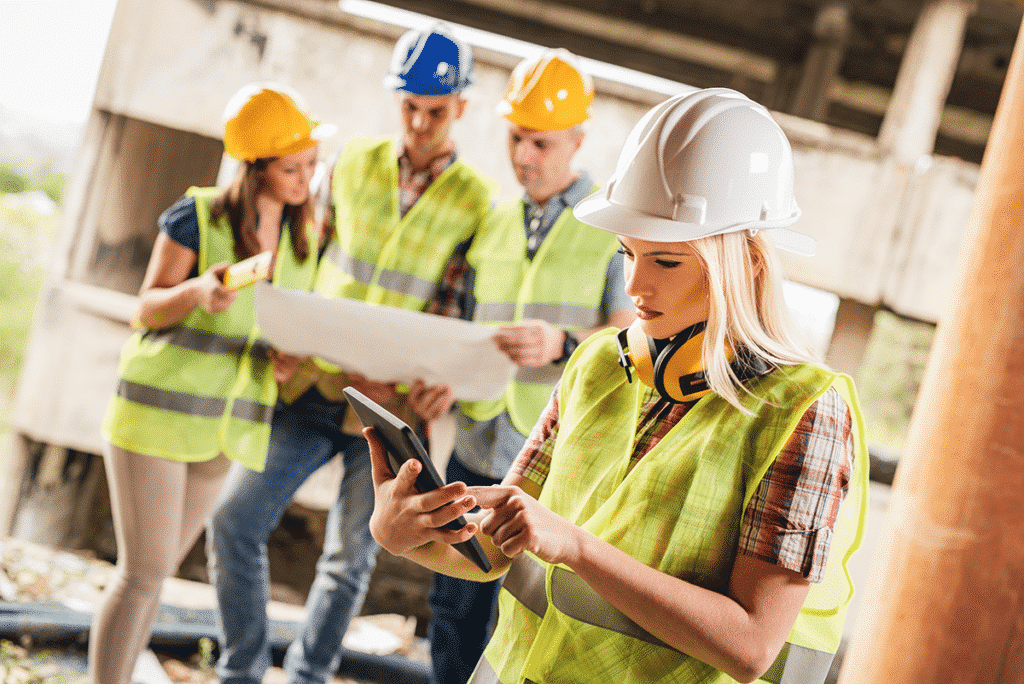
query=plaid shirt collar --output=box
[397,144,457,185]
[397,144,458,218]
[522,170,593,228]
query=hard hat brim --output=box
[499,104,589,132]
[231,121,337,162]
[574,188,815,256]
[385,75,471,95]
[310,121,338,142]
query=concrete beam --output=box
[878,0,977,164]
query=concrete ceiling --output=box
[374,0,1023,163]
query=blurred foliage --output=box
[857,310,936,450]
[0,163,65,204]
[0,259,43,392]
[0,640,61,684]
[32,164,65,205]
[0,165,27,195]
[0,204,55,433]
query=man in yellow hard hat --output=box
[207,22,493,684]
[426,48,635,684]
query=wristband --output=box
[557,330,579,363]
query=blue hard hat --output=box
[383,22,474,95]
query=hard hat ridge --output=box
[384,21,474,95]
[574,87,814,256]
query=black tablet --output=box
[342,387,492,573]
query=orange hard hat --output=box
[497,48,594,131]
[222,82,336,162]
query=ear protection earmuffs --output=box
[615,319,769,403]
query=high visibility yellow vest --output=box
[480,329,869,684]
[103,187,318,471]
[459,197,620,433]
[314,137,493,310]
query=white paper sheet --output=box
[255,282,516,401]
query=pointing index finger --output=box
[465,485,512,509]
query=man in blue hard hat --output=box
[424,48,635,684]
[206,21,493,684]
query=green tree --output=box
[0,164,28,195]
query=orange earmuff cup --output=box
[617,320,762,403]
[624,320,658,389]
[621,319,713,403]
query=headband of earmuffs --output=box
[614,319,770,403]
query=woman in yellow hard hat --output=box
[365,88,869,684]
[90,82,331,684]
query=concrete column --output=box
[878,0,975,165]
[824,298,878,379]
[790,2,851,121]
[838,13,1024,683]
[0,433,30,536]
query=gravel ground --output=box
[0,538,428,684]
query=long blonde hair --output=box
[688,230,818,412]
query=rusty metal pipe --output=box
[838,14,1024,684]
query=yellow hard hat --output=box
[222,82,336,162]
[497,48,594,131]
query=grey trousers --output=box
[88,443,230,684]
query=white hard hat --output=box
[574,88,814,256]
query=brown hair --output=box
[211,159,312,263]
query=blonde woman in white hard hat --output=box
[91,83,329,684]
[366,88,869,684]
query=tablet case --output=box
[343,387,492,573]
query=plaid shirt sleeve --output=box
[738,387,854,582]
[425,238,471,319]
[510,384,561,487]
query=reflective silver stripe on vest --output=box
[516,364,566,385]
[375,267,437,301]
[502,552,549,618]
[759,642,835,684]
[502,554,835,684]
[117,379,226,418]
[467,657,501,684]
[475,302,516,322]
[231,398,274,424]
[467,658,537,684]
[474,302,600,328]
[119,380,273,425]
[522,302,601,328]
[324,242,376,284]
[150,327,249,356]
[324,243,437,300]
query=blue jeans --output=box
[428,455,502,684]
[207,388,379,684]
